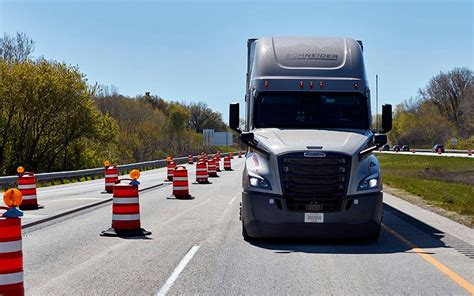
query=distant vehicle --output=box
[393,145,400,152]
[229,36,392,241]
[432,144,445,153]
[381,144,390,151]
[402,145,410,152]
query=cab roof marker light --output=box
[299,81,304,89]
[354,82,359,90]
[264,80,269,89]
[309,81,314,89]
[319,81,324,89]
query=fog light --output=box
[369,178,378,188]
[250,177,259,187]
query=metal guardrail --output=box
[0,153,232,190]
[409,149,469,154]
[378,149,470,154]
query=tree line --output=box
[388,67,473,149]
[0,33,228,175]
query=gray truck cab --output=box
[229,36,392,240]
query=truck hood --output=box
[253,128,370,156]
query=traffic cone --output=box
[238,151,242,158]
[195,161,210,184]
[208,159,218,177]
[172,166,192,199]
[101,170,151,237]
[438,147,442,155]
[214,156,221,172]
[1,189,24,296]
[104,161,119,193]
[224,156,232,171]
[188,155,193,164]
[467,149,472,156]
[16,167,43,210]
[230,152,234,159]
[166,161,177,181]
[411,148,416,153]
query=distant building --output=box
[203,129,233,147]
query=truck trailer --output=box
[229,36,392,240]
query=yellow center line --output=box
[383,224,474,295]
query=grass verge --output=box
[377,154,474,226]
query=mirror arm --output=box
[231,127,242,134]
[358,146,378,160]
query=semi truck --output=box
[229,36,392,240]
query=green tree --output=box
[0,59,119,174]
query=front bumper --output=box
[241,191,383,239]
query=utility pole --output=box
[376,74,379,131]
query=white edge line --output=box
[156,245,201,296]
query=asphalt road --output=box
[19,157,474,295]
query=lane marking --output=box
[383,224,474,294]
[228,195,238,205]
[156,245,200,296]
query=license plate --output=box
[304,213,324,223]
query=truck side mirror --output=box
[373,134,387,148]
[382,104,392,133]
[229,102,240,132]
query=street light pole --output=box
[376,74,379,132]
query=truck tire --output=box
[365,224,381,242]
[242,219,252,241]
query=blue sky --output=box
[1,0,473,120]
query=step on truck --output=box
[229,36,392,240]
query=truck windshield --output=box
[254,92,369,129]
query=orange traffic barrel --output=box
[411,148,416,153]
[224,156,232,171]
[167,161,177,181]
[188,155,193,164]
[104,164,119,193]
[195,161,210,184]
[230,152,234,159]
[438,147,442,155]
[16,167,42,210]
[172,166,191,199]
[468,149,472,156]
[238,151,242,158]
[214,156,221,172]
[1,189,24,296]
[0,217,24,295]
[101,171,151,237]
[208,159,218,177]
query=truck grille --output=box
[279,152,351,211]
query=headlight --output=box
[248,171,272,190]
[358,173,379,191]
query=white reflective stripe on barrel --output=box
[197,175,208,178]
[173,177,188,181]
[105,183,116,186]
[105,174,118,178]
[21,194,37,200]
[0,271,23,285]
[173,186,189,190]
[112,214,140,221]
[18,184,36,189]
[0,240,22,253]
[196,169,207,172]
[113,197,139,204]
